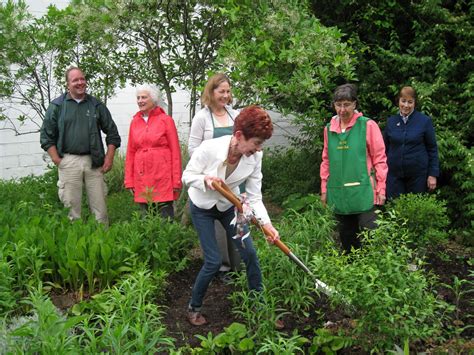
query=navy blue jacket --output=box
[384,110,439,178]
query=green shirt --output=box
[40,93,121,168]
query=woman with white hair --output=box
[124,84,182,219]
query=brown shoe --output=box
[187,311,207,326]
[275,319,285,330]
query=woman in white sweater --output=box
[187,73,241,278]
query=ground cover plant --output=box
[1,162,473,353]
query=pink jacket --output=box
[320,112,387,201]
[125,106,182,203]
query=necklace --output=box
[213,109,227,117]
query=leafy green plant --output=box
[229,287,287,342]
[257,331,309,354]
[309,328,352,355]
[386,193,449,250]
[311,211,447,351]
[2,285,85,353]
[104,153,126,194]
[74,267,175,353]
[0,250,17,317]
[262,148,321,205]
[193,322,255,354]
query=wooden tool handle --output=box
[211,180,291,256]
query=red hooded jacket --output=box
[125,106,182,203]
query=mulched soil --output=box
[159,257,238,349]
[159,241,474,353]
[159,250,356,351]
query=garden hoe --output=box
[212,181,336,298]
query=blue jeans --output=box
[189,201,262,311]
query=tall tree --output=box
[215,0,356,148]
[69,0,225,119]
[0,0,61,134]
[0,0,125,134]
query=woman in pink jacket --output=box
[320,84,387,253]
[125,84,182,219]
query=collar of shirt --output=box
[399,110,414,124]
[329,110,363,133]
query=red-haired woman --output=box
[182,105,279,326]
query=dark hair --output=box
[333,83,358,104]
[201,73,232,107]
[65,66,83,83]
[396,86,417,104]
[233,105,273,140]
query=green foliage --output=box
[386,193,449,250]
[73,268,175,353]
[436,130,474,243]
[309,328,352,355]
[0,173,195,294]
[119,214,196,273]
[193,322,255,354]
[230,201,336,341]
[104,153,126,194]
[217,0,356,153]
[257,332,309,354]
[311,212,446,351]
[106,189,141,224]
[262,148,321,204]
[1,286,85,353]
[0,249,17,317]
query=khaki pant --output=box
[57,154,108,224]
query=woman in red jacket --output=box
[125,84,182,219]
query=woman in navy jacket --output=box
[384,86,440,199]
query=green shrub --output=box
[107,189,140,224]
[119,213,196,273]
[311,212,446,351]
[387,193,449,250]
[0,168,60,208]
[436,130,474,245]
[262,147,321,205]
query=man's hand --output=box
[101,154,114,173]
[101,145,116,173]
[47,146,62,166]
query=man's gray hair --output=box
[136,84,163,106]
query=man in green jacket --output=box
[40,67,121,225]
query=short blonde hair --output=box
[201,73,232,107]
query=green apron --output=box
[211,109,246,193]
[326,116,374,215]
[211,108,234,138]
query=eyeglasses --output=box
[334,102,355,109]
